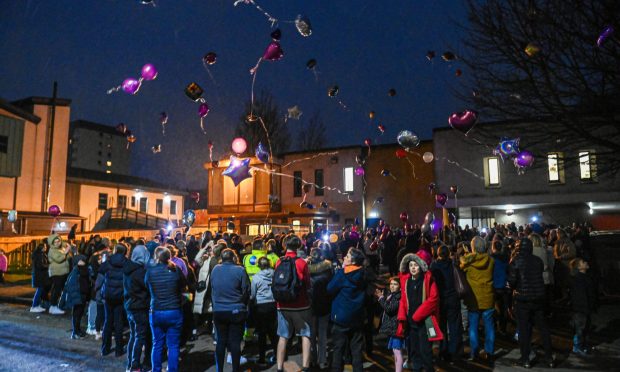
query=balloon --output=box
[428,182,436,193]
[397,130,420,149]
[183,209,196,227]
[246,113,259,123]
[231,137,247,154]
[203,52,217,65]
[354,217,360,225]
[263,41,284,61]
[435,193,448,207]
[349,231,360,240]
[299,201,308,208]
[328,86,339,97]
[395,149,408,159]
[388,88,396,97]
[255,142,270,163]
[295,14,312,37]
[329,233,339,243]
[268,194,279,204]
[287,106,302,120]
[494,137,520,161]
[303,184,312,193]
[450,185,458,194]
[524,42,540,57]
[377,124,385,133]
[354,167,365,176]
[441,51,456,61]
[449,213,456,224]
[380,169,391,177]
[270,28,281,41]
[514,150,535,168]
[306,203,315,210]
[141,64,158,81]
[185,82,204,101]
[368,111,375,119]
[421,223,430,234]
[190,192,200,203]
[426,50,435,61]
[115,123,128,134]
[198,103,210,118]
[320,201,328,209]
[448,110,478,134]
[597,26,614,47]
[160,112,168,125]
[122,78,141,95]
[222,156,252,186]
[400,211,408,222]
[306,59,317,69]
[424,212,435,225]
[7,210,17,223]
[48,205,61,218]
[151,144,161,153]
[455,69,462,77]
[364,138,372,147]
[422,152,434,163]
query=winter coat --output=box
[251,268,275,304]
[460,252,495,310]
[490,253,509,289]
[397,267,442,341]
[378,290,401,336]
[48,244,70,277]
[308,259,334,317]
[210,261,250,313]
[145,263,187,311]
[31,248,50,288]
[99,253,128,302]
[193,244,213,314]
[430,259,458,302]
[570,272,597,315]
[327,265,367,328]
[508,245,546,303]
[59,265,90,310]
[123,260,150,311]
[532,245,553,285]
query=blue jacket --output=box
[59,266,88,310]
[327,266,367,328]
[491,253,509,289]
[100,253,128,302]
[210,262,250,312]
[145,263,186,310]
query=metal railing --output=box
[108,208,169,229]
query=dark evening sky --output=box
[0,0,468,189]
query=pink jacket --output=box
[0,254,7,273]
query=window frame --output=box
[578,150,597,182]
[0,135,8,153]
[483,156,501,188]
[131,196,136,207]
[155,199,163,214]
[547,152,565,184]
[97,193,108,210]
[170,200,177,215]
[139,197,148,213]
[118,195,127,208]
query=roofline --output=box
[432,116,556,133]
[11,96,72,107]
[279,140,432,157]
[0,97,41,124]
[66,176,188,196]
[70,120,125,136]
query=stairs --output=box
[93,208,170,231]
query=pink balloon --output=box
[141,64,158,81]
[354,166,365,176]
[231,137,248,154]
[448,110,478,134]
[435,193,448,207]
[263,41,284,61]
[122,78,141,95]
[198,103,210,118]
[48,205,62,218]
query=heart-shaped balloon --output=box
[255,142,270,164]
[263,41,284,61]
[435,193,448,206]
[424,212,435,225]
[448,110,478,134]
[395,149,408,159]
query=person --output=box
[273,235,313,372]
[381,227,399,276]
[307,247,333,369]
[48,234,71,315]
[30,243,50,312]
[377,277,404,372]
[0,249,7,284]
[99,244,128,357]
[398,251,442,372]
[244,238,278,280]
[327,248,367,372]
[460,236,495,361]
[508,238,554,369]
[124,245,152,372]
[210,248,250,372]
[59,252,91,339]
[146,246,187,372]
[554,228,576,302]
[89,249,108,339]
[569,258,597,356]
[68,224,78,242]
[530,233,553,314]
[490,240,510,335]
[251,256,278,366]
[193,240,216,333]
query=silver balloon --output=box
[295,15,312,37]
[424,212,435,225]
[7,210,17,223]
[397,130,420,149]
[421,223,430,234]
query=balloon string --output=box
[281,151,339,169]
[406,157,417,180]
[249,59,261,117]
[200,117,206,135]
[162,122,166,136]
[234,0,277,27]
[107,85,121,94]
[11,222,17,234]
[202,63,218,86]
[438,157,485,180]
[50,217,57,234]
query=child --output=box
[377,277,404,372]
[250,257,277,366]
[569,258,597,356]
[60,253,91,339]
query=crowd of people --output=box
[23,219,598,372]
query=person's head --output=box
[48,234,62,248]
[491,240,505,255]
[220,248,238,264]
[437,245,450,261]
[310,247,323,261]
[528,233,544,249]
[515,237,533,255]
[400,252,429,276]
[113,244,127,256]
[285,235,302,252]
[258,256,271,270]
[154,246,171,265]
[570,258,589,275]
[344,248,365,267]
[389,277,400,293]
[131,245,150,266]
[471,236,487,254]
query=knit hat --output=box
[47,234,61,247]
[131,245,150,266]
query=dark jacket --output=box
[32,247,50,288]
[99,253,128,302]
[123,260,150,311]
[508,245,545,303]
[308,259,334,317]
[210,262,250,312]
[378,290,401,336]
[146,263,187,311]
[491,253,509,289]
[327,266,367,328]
[570,272,597,314]
[430,258,459,304]
[59,265,90,310]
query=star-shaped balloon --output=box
[222,156,252,186]
[255,142,270,164]
[287,105,302,120]
[493,137,520,161]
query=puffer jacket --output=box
[460,252,494,310]
[508,245,545,303]
[48,243,70,277]
[251,268,275,304]
[123,260,150,311]
[378,290,401,336]
[327,266,367,328]
[100,253,127,302]
[59,265,90,310]
[570,272,597,314]
[308,258,334,316]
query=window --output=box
[106,161,112,166]
[156,199,163,214]
[170,200,177,215]
[131,196,136,207]
[343,167,354,193]
[0,135,8,153]
[118,195,127,208]
[139,197,148,213]
[98,193,108,210]
[579,151,596,181]
[483,157,501,187]
[315,169,324,196]
[105,170,111,174]
[293,171,303,197]
[547,153,565,184]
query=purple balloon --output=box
[355,166,365,176]
[263,41,284,61]
[122,78,141,95]
[435,193,448,207]
[597,25,614,47]
[448,110,478,134]
[141,64,158,81]
[514,150,535,168]
[198,103,210,118]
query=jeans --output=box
[32,287,49,308]
[313,314,329,365]
[72,303,86,334]
[213,311,247,372]
[151,309,183,372]
[87,301,98,331]
[254,303,277,362]
[331,324,364,372]
[572,312,590,350]
[102,300,124,353]
[50,274,68,306]
[409,324,434,372]
[468,308,495,356]
[127,309,152,370]
[516,301,552,362]
[439,297,463,358]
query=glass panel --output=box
[170,200,177,215]
[548,154,559,182]
[139,198,148,213]
[98,193,108,210]
[156,199,163,214]
[579,151,591,179]
[488,158,500,185]
[344,167,354,192]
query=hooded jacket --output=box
[100,253,128,302]
[251,268,275,304]
[460,252,494,310]
[327,265,367,328]
[193,242,214,314]
[31,247,50,288]
[378,290,401,336]
[123,260,149,311]
[508,244,546,303]
[48,235,70,277]
[429,258,458,303]
[308,258,334,316]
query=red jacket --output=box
[275,251,311,310]
[396,270,443,341]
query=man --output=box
[508,238,554,368]
[273,235,312,372]
[327,248,367,372]
[100,244,129,356]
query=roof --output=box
[71,120,124,136]
[279,140,432,157]
[432,116,556,133]
[67,167,187,195]
[11,96,72,108]
[0,97,41,124]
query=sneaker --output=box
[226,353,248,365]
[30,306,46,313]
[70,333,84,339]
[319,362,329,369]
[86,328,97,336]
[49,306,65,315]
[95,332,102,340]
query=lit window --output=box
[579,151,596,180]
[547,152,564,184]
[483,157,500,187]
[105,170,111,174]
[292,220,301,226]
[106,161,112,166]
[343,167,354,192]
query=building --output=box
[69,120,131,176]
[432,120,620,229]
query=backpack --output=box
[272,257,301,303]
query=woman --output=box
[554,228,576,302]
[490,241,510,335]
[0,249,7,284]
[59,251,90,339]
[250,257,277,366]
[146,246,188,372]
[48,234,71,315]
[308,248,333,369]
[30,243,50,312]
[210,248,250,372]
[193,241,217,336]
